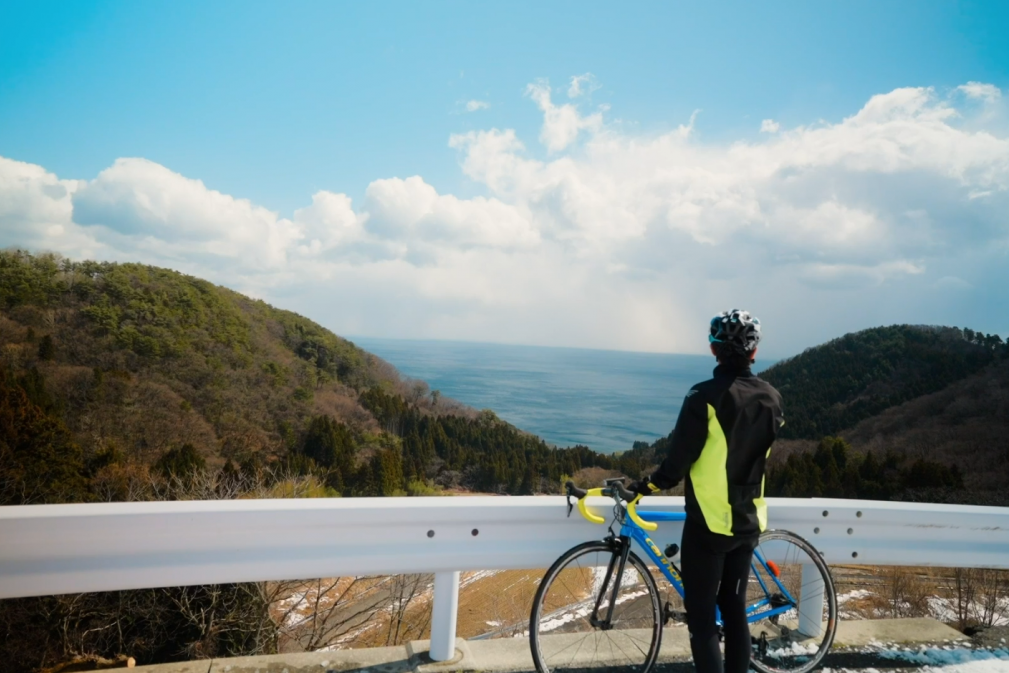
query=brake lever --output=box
[566,493,573,518]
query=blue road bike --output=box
[529,480,837,673]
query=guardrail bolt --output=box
[427,530,435,538]
[471,529,479,536]
[847,528,853,535]
[822,510,829,517]
[851,552,858,559]
[856,511,863,518]
[814,527,820,534]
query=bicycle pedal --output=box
[663,602,687,624]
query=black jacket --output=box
[649,363,784,537]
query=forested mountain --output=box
[837,356,1009,502]
[0,250,621,508]
[759,325,1006,439]
[0,250,633,672]
[765,353,1009,506]
[622,324,1008,505]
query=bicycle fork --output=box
[589,536,632,631]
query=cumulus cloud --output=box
[0,157,91,254]
[3,79,1008,354]
[362,176,539,255]
[292,190,370,258]
[72,158,300,269]
[465,99,490,112]
[760,119,780,133]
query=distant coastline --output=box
[354,337,775,454]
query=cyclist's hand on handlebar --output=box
[627,480,661,498]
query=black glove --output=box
[627,479,661,498]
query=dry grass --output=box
[833,564,1009,631]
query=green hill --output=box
[760,324,1005,439]
[753,326,1008,504]
[1,250,398,464]
[839,356,1009,499]
[761,352,1009,506]
[621,324,1008,504]
[0,250,635,673]
[0,250,616,506]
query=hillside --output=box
[760,325,1005,439]
[621,324,1008,504]
[840,357,1009,499]
[762,356,1009,505]
[0,250,618,507]
[0,250,639,673]
[0,250,404,467]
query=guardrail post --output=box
[430,571,460,661]
[797,563,824,637]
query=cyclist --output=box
[628,309,784,673]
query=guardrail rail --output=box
[3,496,1008,661]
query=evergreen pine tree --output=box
[0,375,88,505]
[37,334,55,361]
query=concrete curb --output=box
[129,618,969,673]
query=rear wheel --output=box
[530,540,662,673]
[747,530,837,673]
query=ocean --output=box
[353,338,773,454]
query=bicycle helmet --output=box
[709,309,761,353]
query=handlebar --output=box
[565,480,659,532]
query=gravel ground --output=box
[973,626,1009,651]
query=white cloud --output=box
[72,158,301,269]
[0,157,92,254]
[3,79,1009,355]
[292,191,369,257]
[568,73,600,99]
[465,99,490,112]
[525,79,603,152]
[362,176,539,252]
[760,119,780,133]
[958,82,1002,103]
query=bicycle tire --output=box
[530,540,663,673]
[748,529,838,673]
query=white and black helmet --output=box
[709,309,761,353]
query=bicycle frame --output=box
[619,509,798,625]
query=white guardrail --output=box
[3,496,1008,661]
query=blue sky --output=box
[1,1,1008,357]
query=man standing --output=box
[629,309,784,673]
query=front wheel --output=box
[530,540,662,673]
[748,530,838,673]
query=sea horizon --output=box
[352,336,775,454]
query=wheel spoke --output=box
[531,542,661,673]
[747,531,837,673]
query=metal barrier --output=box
[3,496,1008,660]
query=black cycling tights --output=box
[680,520,758,673]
